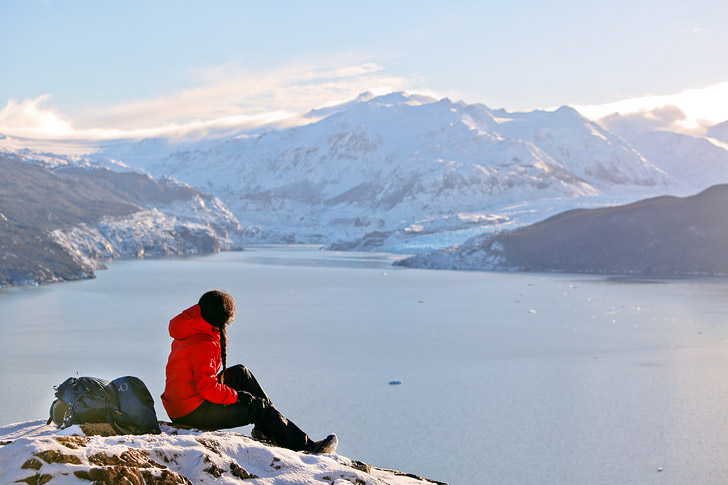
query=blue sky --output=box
[2,0,727,139]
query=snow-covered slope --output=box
[623,131,728,194]
[97,93,670,251]
[597,114,728,195]
[48,197,242,272]
[492,105,667,187]
[707,120,728,143]
[0,420,445,485]
[0,152,243,287]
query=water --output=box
[2,247,728,484]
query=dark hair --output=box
[199,290,236,383]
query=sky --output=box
[1,0,727,140]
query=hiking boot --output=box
[251,427,269,442]
[313,434,338,454]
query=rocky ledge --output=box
[0,420,447,485]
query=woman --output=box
[161,289,337,453]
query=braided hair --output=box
[199,290,236,383]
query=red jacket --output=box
[161,304,238,418]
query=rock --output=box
[21,458,43,470]
[16,473,53,484]
[229,461,258,479]
[80,422,116,437]
[74,466,146,484]
[55,436,90,449]
[34,449,82,465]
[74,466,193,484]
[0,419,447,485]
[350,460,372,474]
[88,449,163,468]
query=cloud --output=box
[0,95,74,138]
[573,81,728,135]
[598,105,688,138]
[0,61,416,140]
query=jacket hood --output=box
[169,304,219,341]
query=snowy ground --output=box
[0,420,444,485]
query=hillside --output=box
[597,113,728,196]
[398,184,728,275]
[0,420,446,485]
[0,154,241,287]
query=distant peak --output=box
[354,91,376,102]
[541,105,592,125]
[553,105,582,117]
[364,91,438,107]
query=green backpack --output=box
[48,375,161,435]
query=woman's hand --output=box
[236,391,254,405]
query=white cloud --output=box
[0,61,416,141]
[598,105,688,138]
[573,81,728,135]
[0,95,74,138]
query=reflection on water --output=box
[239,245,406,269]
[1,247,728,484]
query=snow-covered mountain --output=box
[0,152,242,287]
[622,131,728,194]
[490,105,667,187]
[7,92,728,256]
[82,92,673,252]
[598,113,728,195]
[707,120,728,143]
[399,184,728,275]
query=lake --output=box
[1,246,728,484]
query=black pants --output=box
[171,364,316,452]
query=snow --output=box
[593,121,728,196]
[7,93,658,252]
[4,91,728,255]
[104,92,666,251]
[0,420,441,485]
[46,195,243,270]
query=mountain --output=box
[88,93,669,252]
[398,184,728,275]
[598,114,728,195]
[625,131,728,194]
[0,153,242,287]
[491,105,666,187]
[707,120,728,143]
[11,92,727,257]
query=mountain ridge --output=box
[398,184,728,275]
[4,91,728,257]
[101,92,677,251]
[0,154,242,287]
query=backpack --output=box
[48,375,161,435]
[109,376,161,435]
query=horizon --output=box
[2,1,727,141]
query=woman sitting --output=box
[161,290,337,453]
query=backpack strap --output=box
[46,401,55,426]
[60,388,90,429]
